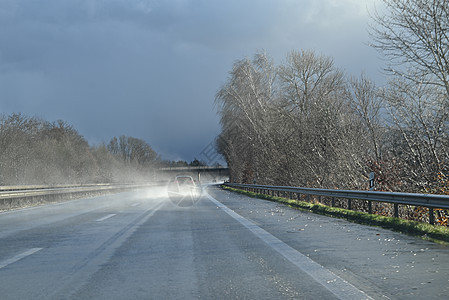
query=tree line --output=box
[215,0,449,195]
[0,113,183,185]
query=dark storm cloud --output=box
[0,0,382,161]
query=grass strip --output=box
[222,185,449,245]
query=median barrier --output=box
[0,184,157,212]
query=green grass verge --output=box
[221,185,449,245]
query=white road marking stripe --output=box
[96,214,117,222]
[206,192,373,300]
[131,203,140,207]
[0,248,43,269]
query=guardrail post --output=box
[347,199,352,210]
[368,201,372,214]
[394,204,399,218]
[331,197,335,207]
[429,208,435,225]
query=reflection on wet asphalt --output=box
[0,186,447,299]
[208,186,449,299]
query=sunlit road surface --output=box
[0,186,448,299]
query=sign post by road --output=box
[369,172,375,191]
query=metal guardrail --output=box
[224,183,449,225]
[0,183,114,192]
[0,183,157,212]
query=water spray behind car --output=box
[167,175,202,207]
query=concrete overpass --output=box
[158,166,229,182]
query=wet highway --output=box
[0,185,448,299]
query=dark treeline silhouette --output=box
[158,158,207,168]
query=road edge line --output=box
[205,190,373,300]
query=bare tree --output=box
[370,0,449,94]
[278,50,345,115]
[215,52,278,183]
[278,50,360,188]
[371,0,449,192]
[382,77,449,190]
[0,113,159,185]
[108,136,157,167]
[348,73,384,162]
[216,50,375,189]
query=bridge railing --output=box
[224,183,449,225]
[158,166,228,171]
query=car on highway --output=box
[167,175,201,206]
[174,175,196,191]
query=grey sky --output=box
[0,0,383,161]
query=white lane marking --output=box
[96,214,117,222]
[206,192,373,300]
[131,203,140,207]
[0,248,43,270]
[47,200,166,299]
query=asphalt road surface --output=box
[0,185,448,299]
